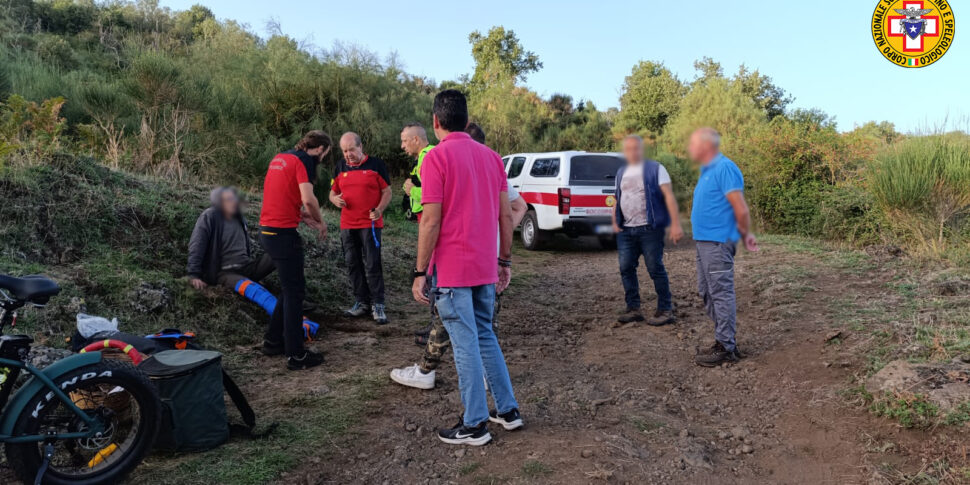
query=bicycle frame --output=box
[0,303,104,444]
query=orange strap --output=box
[236,279,252,296]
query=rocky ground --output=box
[3,235,968,484]
[278,236,968,484]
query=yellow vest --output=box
[409,144,435,214]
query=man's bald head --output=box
[400,123,429,157]
[688,127,721,165]
[340,132,365,165]
[401,122,428,157]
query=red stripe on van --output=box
[520,192,611,208]
[520,192,559,206]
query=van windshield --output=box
[569,155,625,186]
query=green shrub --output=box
[870,135,970,255]
[816,185,881,245]
[655,151,695,209]
[35,35,76,70]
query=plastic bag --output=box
[76,313,119,338]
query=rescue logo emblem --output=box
[871,0,955,68]
[605,195,616,207]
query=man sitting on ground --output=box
[188,187,274,292]
[188,187,317,317]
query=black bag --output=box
[140,350,255,452]
[71,330,159,354]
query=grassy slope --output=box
[0,155,418,347]
[1,155,421,482]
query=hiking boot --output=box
[389,364,435,390]
[694,342,740,367]
[372,304,389,325]
[617,308,645,324]
[260,340,284,356]
[287,349,324,370]
[488,408,524,431]
[343,301,370,318]
[437,417,492,446]
[647,310,676,327]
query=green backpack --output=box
[140,350,255,452]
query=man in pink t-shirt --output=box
[410,90,521,446]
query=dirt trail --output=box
[281,237,942,484]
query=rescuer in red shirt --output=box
[329,132,392,324]
[259,130,330,370]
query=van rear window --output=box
[569,155,625,186]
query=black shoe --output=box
[437,417,492,446]
[488,408,524,431]
[694,342,740,367]
[261,341,284,356]
[287,349,324,370]
[617,308,645,324]
[647,310,676,327]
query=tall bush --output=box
[871,135,970,254]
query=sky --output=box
[158,0,968,133]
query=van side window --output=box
[507,157,527,178]
[530,158,560,178]
[502,157,509,168]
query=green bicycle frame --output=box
[0,352,105,443]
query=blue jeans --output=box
[617,225,672,312]
[435,284,518,427]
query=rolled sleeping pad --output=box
[234,279,277,315]
[303,318,319,341]
[235,279,319,341]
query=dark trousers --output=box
[617,224,672,311]
[216,253,275,290]
[260,227,306,357]
[340,228,385,305]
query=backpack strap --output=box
[222,370,256,429]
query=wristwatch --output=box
[412,269,427,280]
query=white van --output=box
[502,151,625,250]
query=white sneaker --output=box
[390,364,435,390]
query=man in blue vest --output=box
[612,135,684,325]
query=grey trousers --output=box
[696,241,737,351]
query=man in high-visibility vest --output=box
[400,123,435,222]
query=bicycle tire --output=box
[5,359,160,485]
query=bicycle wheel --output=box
[6,359,160,485]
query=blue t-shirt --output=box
[690,153,744,243]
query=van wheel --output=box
[521,211,547,250]
[598,235,617,250]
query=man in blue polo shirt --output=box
[688,127,759,367]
